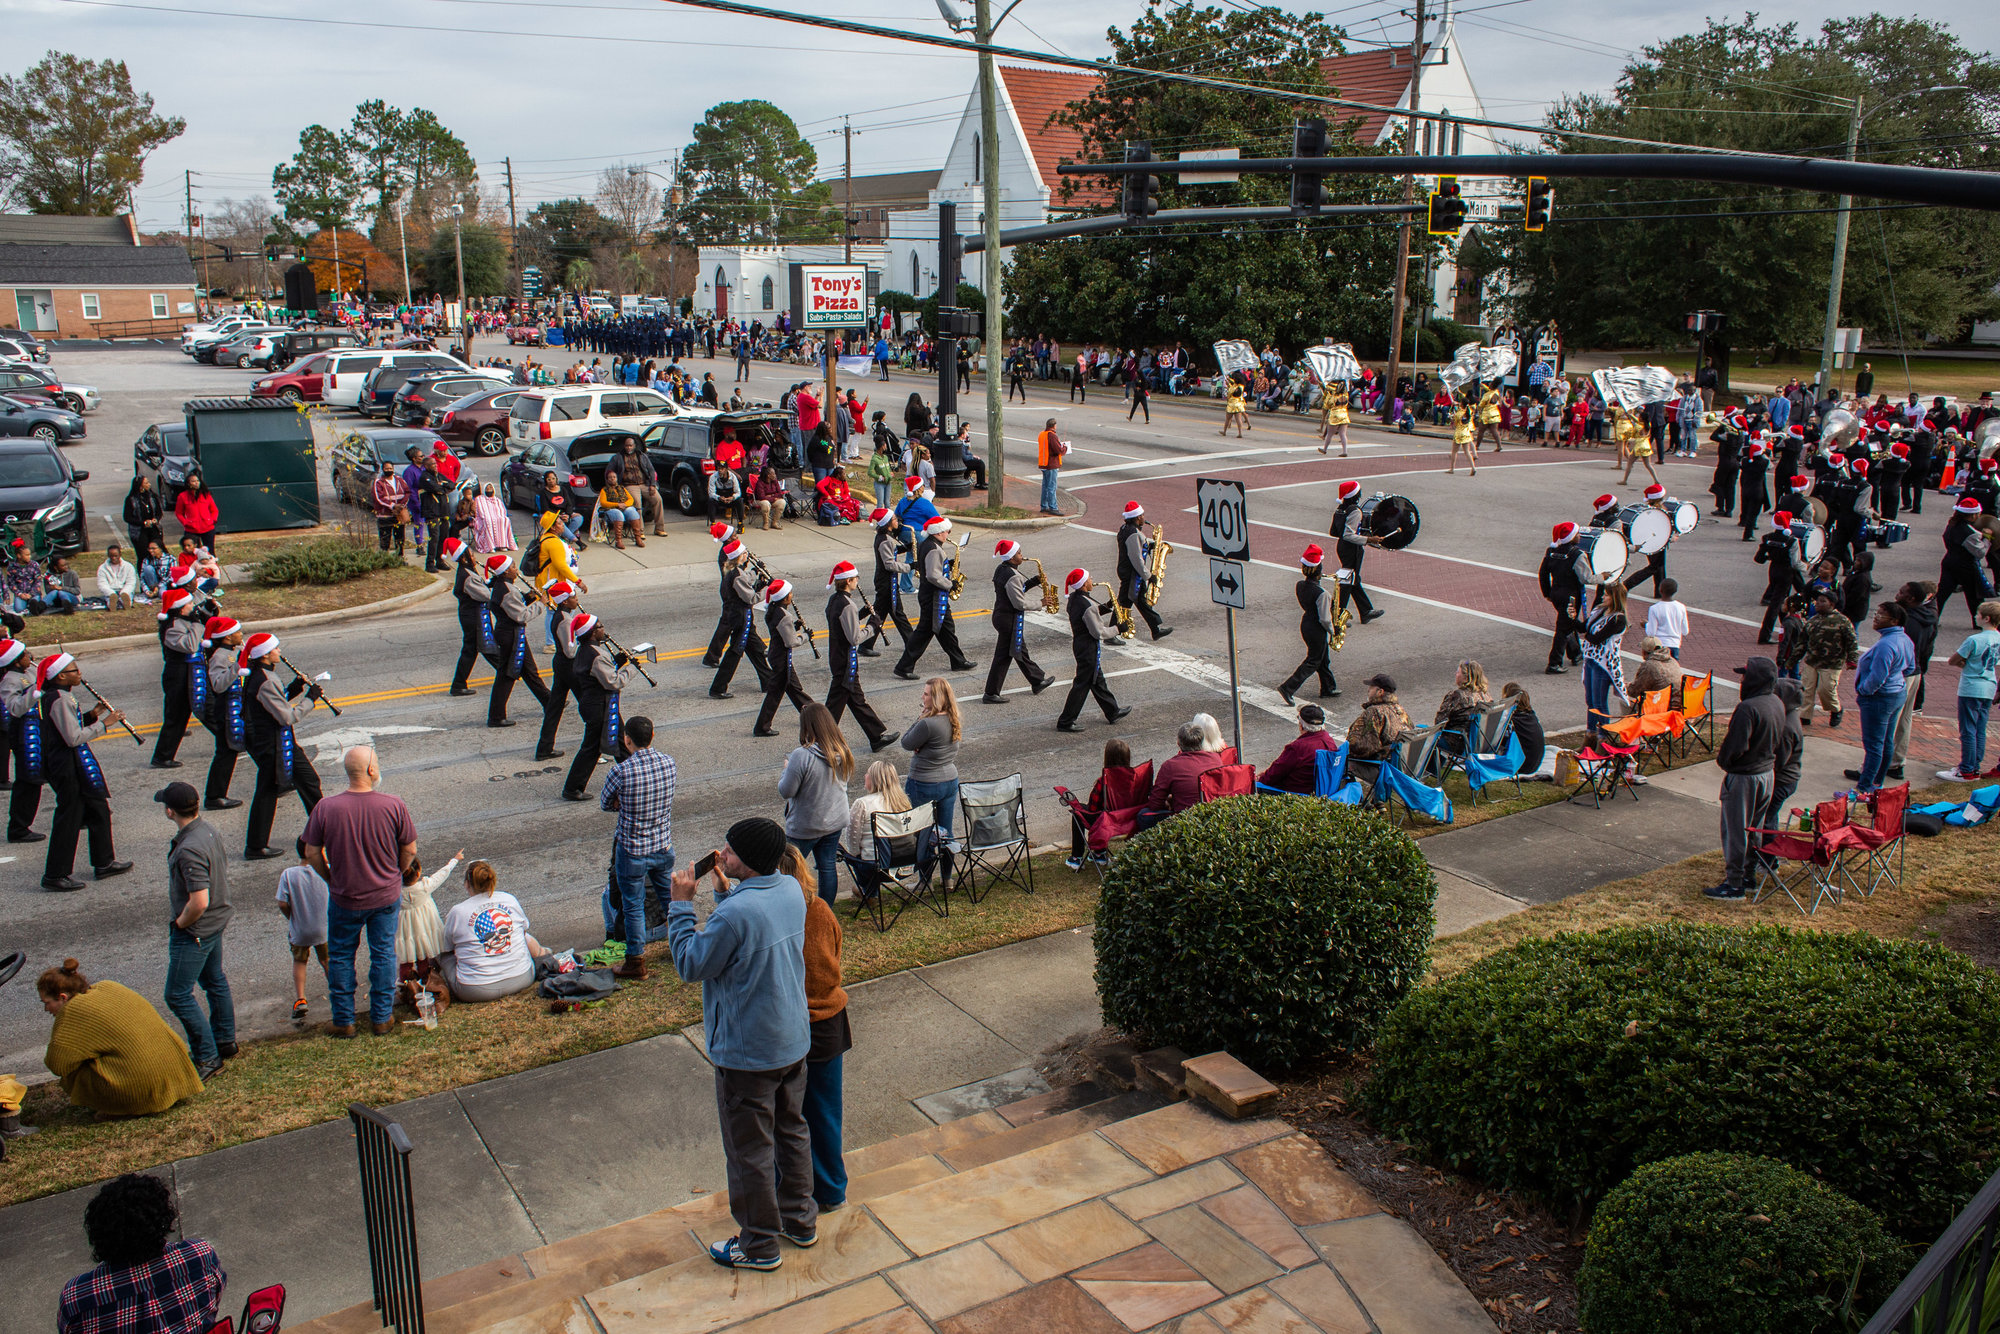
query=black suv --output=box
[636,409,792,514]
[389,370,514,427]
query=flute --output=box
[279,655,343,717]
[76,679,144,747]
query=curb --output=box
[946,486,1085,531]
[44,573,450,657]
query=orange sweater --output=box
[804,893,847,1022]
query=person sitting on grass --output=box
[137,540,174,601]
[440,859,552,1002]
[57,1173,223,1334]
[96,544,138,611]
[277,838,330,1025]
[43,554,81,614]
[39,958,202,1120]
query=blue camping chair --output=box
[1462,732,1526,805]
[1375,726,1454,826]
[1254,745,1365,804]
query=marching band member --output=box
[481,554,549,728]
[710,538,769,699]
[198,615,243,811]
[1939,496,1992,628]
[701,522,740,668]
[240,632,325,860]
[823,561,894,751]
[1328,480,1384,624]
[444,537,484,696]
[983,540,1052,703]
[35,651,131,891]
[1588,493,1620,529]
[753,580,813,738]
[893,516,972,678]
[1115,502,1172,640]
[1756,511,1804,644]
[1877,442,1910,523]
[1774,473,1813,530]
[561,612,633,802]
[1708,413,1745,517]
[861,507,912,655]
[1622,483,1675,598]
[1056,569,1130,733]
[0,638,40,842]
[1278,544,1339,705]
[535,581,583,762]
[147,588,203,771]
[1738,438,1771,540]
[1538,522,1591,674]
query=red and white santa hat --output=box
[168,564,199,589]
[923,516,951,537]
[544,579,577,601]
[905,476,925,493]
[721,538,744,560]
[1643,483,1666,502]
[159,587,193,619]
[1745,440,1766,457]
[1064,567,1091,596]
[440,537,469,564]
[238,632,279,668]
[1551,521,1578,545]
[1592,493,1617,513]
[993,539,1020,561]
[35,651,73,690]
[1123,501,1144,520]
[0,638,24,668]
[1850,457,1869,477]
[1983,457,2000,473]
[568,611,598,638]
[201,615,239,647]
[1790,475,1810,490]
[484,553,512,577]
[710,522,736,544]
[870,507,894,528]
[763,578,792,606]
[1957,496,1984,515]
[1891,442,1910,457]
[1772,511,1793,529]
[827,559,858,586]
[1788,424,1806,437]
[1730,413,1749,429]
[1301,543,1324,568]
[1337,480,1361,502]
[1828,452,1847,468]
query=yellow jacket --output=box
[535,512,578,588]
[1476,390,1502,425]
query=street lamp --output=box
[1817,84,1969,394]
[451,203,469,362]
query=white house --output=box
[692,242,890,325]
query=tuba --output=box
[1031,556,1060,614]
[1141,523,1172,607]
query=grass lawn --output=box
[1652,352,2000,402]
[2,858,1105,1208]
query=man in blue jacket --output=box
[668,816,813,1271]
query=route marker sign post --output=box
[1197,478,1250,755]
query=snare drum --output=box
[1791,521,1827,564]
[1867,520,1911,548]
[1670,500,1699,535]
[1578,527,1629,581]
[1619,504,1673,555]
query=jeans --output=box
[612,844,675,957]
[1583,660,1613,734]
[40,591,77,613]
[788,832,840,907]
[804,1052,847,1208]
[326,900,401,1027]
[873,480,891,511]
[1856,690,1903,790]
[1041,467,1060,512]
[905,776,960,844]
[1963,696,1994,775]
[165,928,235,1066]
[603,505,639,525]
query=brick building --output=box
[0,214,200,338]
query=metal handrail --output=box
[1860,1165,2000,1334]
[348,1103,426,1334]
[93,318,185,339]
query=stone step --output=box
[992,1079,1114,1127]
[936,1090,1162,1172]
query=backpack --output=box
[520,534,546,578]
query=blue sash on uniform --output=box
[510,624,527,677]
[224,684,245,751]
[76,742,107,797]
[187,650,208,714]
[603,690,621,758]
[845,646,860,683]
[19,712,42,783]
[736,607,754,650]
[1013,618,1025,653]
[479,606,499,654]
[276,726,296,790]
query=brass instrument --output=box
[1329,572,1354,653]
[1141,523,1171,608]
[1030,557,1059,614]
[946,532,968,602]
[1098,589,1134,640]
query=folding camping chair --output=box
[1198,763,1256,802]
[1052,760,1153,879]
[1674,670,1715,758]
[1751,794,1865,915]
[955,773,1033,904]
[1846,782,1910,897]
[1566,736,1643,807]
[836,803,946,932]
[1603,687,1684,772]
[1376,725,1454,826]
[1462,732,1526,805]
[1255,745,1365,804]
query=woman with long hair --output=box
[174,473,219,552]
[123,474,165,557]
[1434,660,1493,756]
[777,844,853,1211]
[901,677,963,844]
[1581,583,1631,736]
[780,702,855,906]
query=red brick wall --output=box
[3,286,199,337]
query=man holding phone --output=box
[668,817,813,1272]
[599,715,674,981]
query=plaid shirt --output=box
[58,1239,224,1334]
[600,745,675,855]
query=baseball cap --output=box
[153,781,200,815]
[1364,673,1397,693]
[1298,704,1326,727]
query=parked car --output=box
[0,439,90,552]
[317,349,459,410]
[498,430,634,516]
[0,393,86,444]
[251,353,334,403]
[267,326,362,365]
[636,408,792,514]
[356,355,473,418]
[0,332,50,364]
[432,386,527,457]
[504,324,545,346]
[181,314,258,351]
[0,365,97,415]
[190,325,285,363]
[132,421,194,501]
[505,385,677,447]
[389,370,514,428]
[214,330,288,369]
[328,428,481,510]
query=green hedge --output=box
[1364,924,2000,1237]
[1579,1152,1905,1334]
[255,539,406,587]
[1093,795,1434,1070]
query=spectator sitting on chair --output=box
[1137,723,1226,830]
[57,1173,223,1334]
[1067,738,1132,870]
[1258,704,1339,794]
[1629,637,1684,711]
[1345,674,1409,787]
[1433,660,1492,758]
[1190,712,1229,756]
[1499,683,1546,776]
[841,760,911,901]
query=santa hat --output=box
[568,611,598,639]
[1829,452,1847,467]
[168,565,199,589]
[1592,493,1617,513]
[870,507,894,528]
[544,579,577,601]
[763,578,792,606]
[238,632,279,667]
[1301,543,1324,568]
[1643,483,1666,502]
[1957,496,1984,515]
[1984,458,2000,473]
[159,588,193,619]
[0,638,24,668]
[1891,442,1910,458]
[905,476,925,493]
[1123,501,1144,520]
[484,553,512,577]
[1551,521,1578,545]
[440,537,469,564]
[201,615,239,647]
[1745,441,1767,457]
[1850,457,1869,477]
[709,522,735,544]
[827,559,858,587]
[1730,413,1748,429]
[1788,424,1806,437]
[35,651,73,690]
[1064,567,1091,596]
[923,516,951,537]
[1337,480,1361,502]
[993,539,1020,561]
[1790,475,1809,490]
[721,538,744,560]
[1773,511,1794,529]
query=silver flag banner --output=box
[1304,342,1361,383]
[1590,365,1679,410]
[1438,341,1517,393]
[1213,340,1259,379]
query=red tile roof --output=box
[1319,48,1423,145]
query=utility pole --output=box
[451,204,469,362]
[667,151,681,309]
[1817,93,1862,397]
[843,118,854,264]
[504,156,519,302]
[1380,0,1425,422]
[396,199,412,306]
[977,0,1006,508]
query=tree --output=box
[520,198,616,277]
[674,100,837,243]
[345,100,406,233]
[422,222,507,298]
[0,52,184,214]
[1490,15,2000,357]
[273,102,475,240]
[273,124,363,233]
[303,227,392,298]
[596,166,662,296]
[1006,2,1407,354]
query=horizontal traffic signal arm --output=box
[961,203,1420,254]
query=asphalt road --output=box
[0,342,1968,1073]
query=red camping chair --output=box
[1567,736,1643,807]
[1053,761,1154,878]
[1846,782,1910,897]
[1752,795,1865,915]
[1197,763,1256,802]
[206,1285,287,1334]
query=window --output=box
[80,294,100,320]
[910,252,920,294]
[552,395,591,421]
[151,294,168,318]
[761,276,774,309]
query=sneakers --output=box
[781,1225,818,1248]
[1939,767,1977,781]
[1065,856,1085,872]
[709,1237,782,1271]
[1702,883,1748,902]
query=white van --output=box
[321,349,467,409]
[508,385,678,445]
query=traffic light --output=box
[1290,118,1330,214]
[1120,142,1160,221]
[1427,176,1465,234]
[1524,176,1553,231]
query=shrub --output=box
[1364,924,2000,1237]
[255,538,406,587]
[1578,1152,1906,1334]
[1093,795,1434,1070]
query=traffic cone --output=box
[1940,459,1957,490]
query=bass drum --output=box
[1791,521,1827,564]
[1577,527,1629,582]
[1359,493,1421,550]
[1808,495,1830,526]
[1670,500,1699,535]
[1619,503,1673,555]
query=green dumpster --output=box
[182,398,321,532]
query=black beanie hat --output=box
[726,817,787,877]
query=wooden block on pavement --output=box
[1182,1052,1280,1120]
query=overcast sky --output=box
[10,0,1996,232]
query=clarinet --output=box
[278,655,343,717]
[75,679,144,747]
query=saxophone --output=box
[1141,523,1172,607]
[1329,575,1353,653]
[1030,556,1059,614]
[947,551,965,601]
